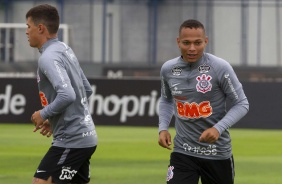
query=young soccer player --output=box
[158,19,249,184]
[26,4,98,184]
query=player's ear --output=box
[38,24,44,33]
[205,36,208,45]
[176,37,180,48]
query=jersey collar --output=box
[39,38,59,54]
[180,53,206,68]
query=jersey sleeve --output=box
[39,57,76,120]
[213,61,249,134]
[158,64,174,133]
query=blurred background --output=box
[1,2,282,183]
[0,0,282,128]
[0,0,282,80]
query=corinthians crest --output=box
[196,74,212,93]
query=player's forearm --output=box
[214,98,249,134]
[158,97,174,133]
[40,89,76,120]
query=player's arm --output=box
[213,62,249,135]
[158,71,174,150]
[39,58,76,121]
[158,97,173,150]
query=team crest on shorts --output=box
[166,166,174,181]
[196,74,212,93]
[59,166,77,180]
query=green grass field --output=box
[0,124,282,184]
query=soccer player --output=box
[26,4,98,184]
[158,19,249,184]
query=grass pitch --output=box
[0,124,282,184]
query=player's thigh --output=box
[70,159,90,183]
[200,155,235,184]
[54,146,97,184]
[166,152,199,184]
[70,146,97,183]
[33,146,66,183]
[34,146,96,184]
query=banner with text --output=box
[0,78,282,129]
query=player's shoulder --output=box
[41,41,68,59]
[206,53,233,70]
[39,50,57,65]
[161,56,181,71]
[47,40,68,53]
[39,47,61,70]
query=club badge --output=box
[196,74,212,93]
[166,166,174,181]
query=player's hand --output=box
[31,110,45,131]
[158,130,172,150]
[199,127,220,144]
[34,120,52,138]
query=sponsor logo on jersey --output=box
[196,74,212,94]
[59,166,77,180]
[171,86,182,95]
[183,143,217,155]
[82,130,96,137]
[81,97,92,124]
[166,166,174,181]
[161,76,167,98]
[39,91,48,107]
[176,101,212,118]
[198,64,210,73]
[171,83,181,88]
[171,66,182,76]
[36,169,46,173]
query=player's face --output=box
[177,27,208,63]
[26,17,42,48]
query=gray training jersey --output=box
[37,38,97,148]
[159,53,249,160]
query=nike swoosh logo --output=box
[36,169,46,173]
[171,83,181,87]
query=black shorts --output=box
[166,152,235,184]
[34,146,97,184]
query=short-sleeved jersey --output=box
[37,38,97,148]
[159,53,249,160]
